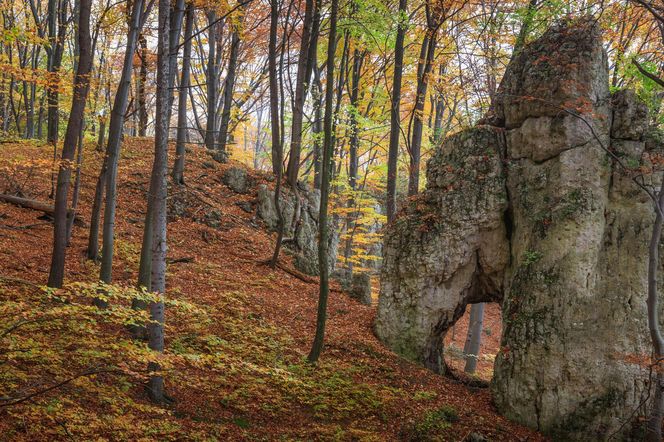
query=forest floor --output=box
[0,138,543,441]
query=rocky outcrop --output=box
[222,167,251,194]
[257,183,339,275]
[376,20,656,439]
[375,127,510,371]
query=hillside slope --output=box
[0,138,542,441]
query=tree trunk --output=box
[344,47,365,273]
[308,0,338,363]
[268,0,286,267]
[87,155,107,260]
[386,0,407,222]
[47,0,92,288]
[166,0,186,123]
[312,64,323,190]
[146,0,170,404]
[137,33,148,137]
[408,25,437,196]
[66,123,85,244]
[204,10,218,151]
[97,0,149,297]
[285,0,315,186]
[268,0,281,178]
[463,303,485,374]
[217,24,242,160]
[172,3,194,185]
[646,178,664,441]
[95,116,106,152]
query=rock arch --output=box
[376,19,654,439]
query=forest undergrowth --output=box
[0,138,542,441]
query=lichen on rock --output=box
[376,18,656,439]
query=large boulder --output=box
[257,183,339,275]
[222,167,251,194]
[376,19,655,439]
[375,127,510,372]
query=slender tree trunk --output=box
[204,10,218,151]
[172,3,194,185]
[285,0,315,186]
[137,34,148,137]
[217,24,242,159]
[66,123,85,244]
[386,0,407,222]
[145,0,170,404]
[87,155,107,260]
[46,0,61,147]
[95,116,106,152]
[308,0,338,363]
[463,303,485,374]
[48,1,68,199]
[166,0,186,124]
[47,0,92,288]
[312,64,323,190]
[97,0,149,299]
[268,0,286,267]
[344,47,365,273]
[646,178,664,441]
[408,25,436,196]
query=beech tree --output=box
[144,0,171,403]
[47,0,92,288]
[172,3,195,185]
[386,0,407,223]
[308,0,338,363]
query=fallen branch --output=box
[0,194,86,226]
[0,274,41,288]
[260,258,317,284]
[167,256,195,264]
[0,222,50,230]
[0,366,118,407]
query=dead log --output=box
[0,194,86,226]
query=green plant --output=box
[523,250,543,266]
[401,405,459,441]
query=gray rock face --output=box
[376,20,655,439]
[222,167,251,194]
[350,273,372,305]
[256,184,339,275]
[376,127,510,372]
[611,89,649,141]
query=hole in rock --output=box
[443,302,502,381]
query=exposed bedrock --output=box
[376,20,655,439]
[257,183,339,275]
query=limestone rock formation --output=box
[257,183,339,275]
[376,20,655,439]
[222,166,251,194]
[375,127,510,371]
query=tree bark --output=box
[146,0,170,404]
[217,23,242,159]
[47,0,92,288]
[646,178,664,441]
[137,33,148,137]
[204,10,219,151]
[268,0,286,267]
[408,13,438,196]
[386,0,407,222]
[308,0,338,363]
[97,0,150,297]
[172,3,194,185]
[285,0,315,186]
[463,303,485,374]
